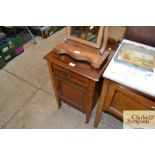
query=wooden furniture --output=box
[67,26,108,54]
[56,26,109,69]
[94,39,155,128]
[94,78,155,127]
[44,40,118,123]
[54,40,109,69]
[100,27,109,55]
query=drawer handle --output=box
[67,74,72,78]
[151,106,155,109]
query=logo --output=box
[123,111,155,129]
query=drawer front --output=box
[104,83,155,119]
[52,64,89,87]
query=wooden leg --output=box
[94,79,110,128]
[85,81,96,124]
[47,62,61,108]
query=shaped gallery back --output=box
[54,26,109,69]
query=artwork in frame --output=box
[115,42,155,71]
[67,26,108,51]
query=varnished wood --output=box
[47,61,61,108]
[53,64,90,87]
[54,40,109,69]
[45,41,117,82]
[45,52,103,122]
[45,41,118,123]
[94,78,110,128]
[100,26,109,55]
[54,74,88,113]
[85,80,96,123]
[94,79,155,127]
[94,27,155,128]
[105,81,155,118]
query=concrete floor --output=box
[0,28,122,129]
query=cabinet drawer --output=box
[52,65,89,87]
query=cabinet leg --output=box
[57,99,61,109]
[85,81,96,124]
[94,79,110,128]
[47,62,61,109]
[85,113,90,124]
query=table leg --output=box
[86,81,96,123]
[94,79,110,128]
[47,62,61,108]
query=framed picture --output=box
[67,26,105,49]
[115,42,155,71]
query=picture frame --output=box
[115,42,155,71]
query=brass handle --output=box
[67,74,72,78]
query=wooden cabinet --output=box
[44,41,118,123]
[45,51,101,123]
[53,65,89,87]
[94,79,155,127]
[104,80,155,118]
[94,27,155,128]
[53,65,89,113]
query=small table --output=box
[44,40,117,123]
[94,39,155,128]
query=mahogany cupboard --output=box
[44,39,118,123]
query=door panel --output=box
[105,83,154,119]
[54,75,88,113]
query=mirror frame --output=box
[67,26,105,49]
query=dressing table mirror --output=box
[67,26,104,49]
[67,26,108,54]
[54,26,109,69]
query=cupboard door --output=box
[104,83,155,119]
[54,75,88,113]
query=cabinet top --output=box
[44,40,118,81]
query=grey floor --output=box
[0,28,122,129]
